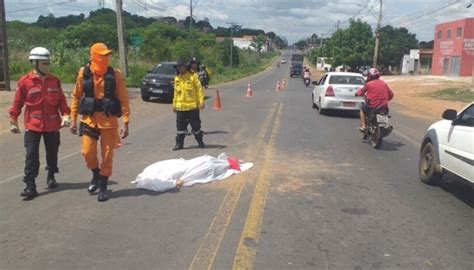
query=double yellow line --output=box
[189,103,283,270]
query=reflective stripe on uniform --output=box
[192,130,202,134]
[177,130,188,135]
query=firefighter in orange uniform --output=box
[70,43,130,202]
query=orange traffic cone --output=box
[275,80,281,92]
[246,83,253,97]
[213,90,222,110]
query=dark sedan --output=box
[141,62,177,102]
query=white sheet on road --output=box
[132,153,253,192]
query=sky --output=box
[5,0,474,43]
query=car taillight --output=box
[325,85,335,96]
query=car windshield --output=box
[151,64,176,75]
[329,75,365,85]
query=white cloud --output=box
[5,0,474,43]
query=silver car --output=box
[312,72,365,114]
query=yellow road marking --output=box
[188,103,279,270]
[232,103,283,270]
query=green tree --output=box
[322,19,374,70]
[294,39,307,51]
[378,25,418,69]
[250,34,267,53]
[219,39,240,67]
[62,21,117,49]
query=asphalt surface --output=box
[1,51,473,270]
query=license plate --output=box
[152,89,163,94]
[377,115,389,123]
[343,102,355,107]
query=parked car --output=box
[141,62,176,102]
[311,72,365,114]
[290,64,303,77]
[419,103,474,185]
[280,59,287,64]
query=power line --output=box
[6,0,76,14]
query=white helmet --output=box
[29,47,50,60]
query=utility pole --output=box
[189,0,194,57]
[115,0,128,76]
[226,22,240,68]
[373,0,383,67]
[0,0,10,91]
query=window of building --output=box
[447,29,451,39]
[437,31,442,39]
[456,27,463,38]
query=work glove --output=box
[10,119,20,134]
[61,115,72,128]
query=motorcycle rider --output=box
[356,68,394,131]
[303,68,311,85]
[9,47,71,200]
[172,60,205,151]
[190,57,209,88]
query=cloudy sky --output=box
[5,0,474,43]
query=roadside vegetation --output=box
[7,8,285,87]
[427,87,474,103]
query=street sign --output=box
[130,36,144,46]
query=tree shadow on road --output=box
[109,187,180,199]
[438,174,474,208]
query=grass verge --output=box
[427,87,474,103]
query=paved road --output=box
[1,51,472,270]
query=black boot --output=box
[173,134,185,151]
[97,175,109,202]
[88,168,100,194]
[194,131,205,148]
[46,171,58,189]
[20,178,38,200]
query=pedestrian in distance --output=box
[172,60,206,151]
[70,43,130,202]
[9,47,72,200]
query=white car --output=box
[280,59,287,64]
[419,103,474,185]
[312,72,365,114]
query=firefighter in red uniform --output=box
[9,47,71,200]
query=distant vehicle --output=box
[311,72,365,114]
[290,64,303,77]
[280,59,287,64]
[291,54,304,63]
[419,103,474,185]
[141,62,176,102]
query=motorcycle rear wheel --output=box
[371,126,384,149]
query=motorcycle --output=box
[303,77,311,87]
[363,107,393,149]
[198,70,209,89]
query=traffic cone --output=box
[275,80,281,92]
[246,83,253,97]
[213,90,222,110]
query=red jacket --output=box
[9,72,71,132]
[356,79,394,108]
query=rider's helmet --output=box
[366,68,380,82]
[29,47,51,61]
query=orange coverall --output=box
[70,68,130,177]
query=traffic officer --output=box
[70,43,130,202]
[172,60,205,151]
[9,47,71,200]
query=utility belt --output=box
[78,122,100,140]
[78,97,122,117]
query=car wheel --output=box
[419,142,443,185]
[312,94,317,109]
[318,98,325,115]
[142,95,150,102]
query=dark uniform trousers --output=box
[24,130,60,179]
[176,109,203,144]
